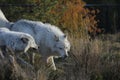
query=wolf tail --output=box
[0,9,12,28]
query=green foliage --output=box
[1,0,58,21]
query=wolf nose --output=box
[33,48,37,50]
[31,47,38,51]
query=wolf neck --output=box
[0,19,8,27]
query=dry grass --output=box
[0,33,120,80]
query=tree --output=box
[49,0,100,37]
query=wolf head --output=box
[52,34,70,59]
[6,31,38,52]
[16,34,38,52]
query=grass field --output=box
[0,33,120,80]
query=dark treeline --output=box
[84,0,120,33]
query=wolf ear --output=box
[54,35,59,42]
[21,37,29,43]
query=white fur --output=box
[0,10,70,70]
[12,20,70,70]
[0,28,38,53]
[11,20,70,57]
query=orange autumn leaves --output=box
[49,0,100,36]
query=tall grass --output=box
[61,33,120,80]
[0,33,120,80]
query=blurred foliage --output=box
[0,0,100,37]
[0,0,58,21]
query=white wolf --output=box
[0,27,38,57]
[0,9,70,70]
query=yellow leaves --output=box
[59,0,87,31]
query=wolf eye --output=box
[59,48,62,50]
[64,46,67,49]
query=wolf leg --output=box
[47,56,56,70]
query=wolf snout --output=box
[32,47,38,50]
[62,54,69,59]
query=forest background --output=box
[0,0,120,80]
